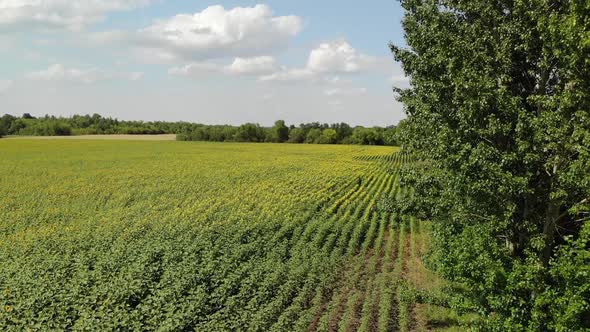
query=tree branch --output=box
[554,197,590,224]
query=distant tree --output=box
[300,122,321,131]
[288,128,306,143]
[331,123,353,143]
[271,120,290,143]
[221,126,238,142]
[305,128,322,144]
[318,128,338,144]
[0,114,16,136]
[234,123,266,142]
[91,113,102,124]
[352,127,383,145]
[3,112,399,146]
[207,126,227,142]
[9,118,26,135]
[52,122,72,136]
[22,113,35,119]
[382,126,397,146]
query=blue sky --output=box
[0,1,408,126]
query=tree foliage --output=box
[271,120,290,143]
[1,113,399,146]
[0,113,192,136]
[392,0,590,329]
[178,121,397,146]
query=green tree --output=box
[288,128,306,143]
[234,123,266,142]
[305,128,322,144]
[331,123,353,143]
[352,127,383,145]
[0,114,16,137]
[271,120,289,143]
[392,0,590,329]
[382,126,397,146]
[318,128,338,144]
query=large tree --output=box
[392,0,589,329]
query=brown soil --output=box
[5,134,177,141]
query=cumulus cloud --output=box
[168,62,221,76]
[138,4,302,61]
[169,40,382,91]
[307,41,376,73]
[26,64,143,83]
[26,64,102,83]
[0,0,153,30]
[169,56,277,77]
[258,68,315,82]
[260,40,379,82]
[226,56,276,75]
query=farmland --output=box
[0,140,456,331]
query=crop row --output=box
[0,141,405,330]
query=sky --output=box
[0,1,409,127]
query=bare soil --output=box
[5,134,176,141]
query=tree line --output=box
[176,120,398,145]
[0,113,189,137]
[0,114,399,146]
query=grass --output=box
[406,220,479,331]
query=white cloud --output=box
[167,40,377,82]
[138,4,302,61]
[260,40,379,82]
[26,64,143,83]
[168,61,221,76]
[0,0,153,30]
[226,56,276,75]
[258,67,315,82]
[307,40,376,73]
[169,56,277,77]
[26,64,102,83]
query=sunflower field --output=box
[0,139,437,331]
